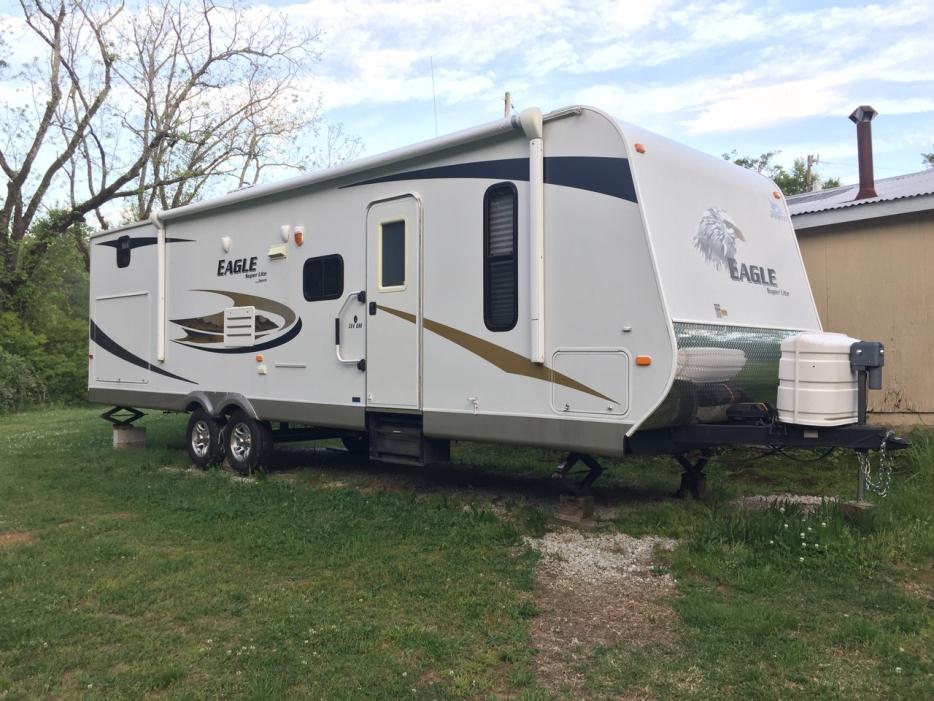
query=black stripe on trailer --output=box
[343,156,638,203]
[89,320,196,384]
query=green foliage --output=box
[723,150,840,195]
[923,146,934,169]
[0,348,45,411]
[0,215,89,411]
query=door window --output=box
[379,220,406,290]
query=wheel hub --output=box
[230,423,252,461]
[191,420,211,458]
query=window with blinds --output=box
[483,183,518,331]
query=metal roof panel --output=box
[787,168,934,216]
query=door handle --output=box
[369,302,377,316]
[335,290,366,370]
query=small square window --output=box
[303,255,344,301]
[380,220,406,289]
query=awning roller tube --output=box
[519,107,545,364]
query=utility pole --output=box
[805,154,820,192]
[504,91,511,118]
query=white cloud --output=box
[4,0,933,176]
[262,0,934,146]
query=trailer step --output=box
[368,413,450,466]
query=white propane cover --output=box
[777,332,859,427]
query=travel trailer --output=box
[89,105,903,493]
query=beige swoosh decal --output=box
[376,304,617,404]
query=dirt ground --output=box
[524,531,678,698]
[0,531,34,548]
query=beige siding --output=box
[797,211,934,419]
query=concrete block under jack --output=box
[113,425,146,449]
[557,495,595,526]
[731,493,874,519]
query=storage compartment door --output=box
[92,292,151,384]
[552,350,629,416]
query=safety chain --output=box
[857,430,895,497]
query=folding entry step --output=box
[368,413,450,466]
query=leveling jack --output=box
[551,452,605,495]
[673,449,714,500]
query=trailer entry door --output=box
[365,196,421,409]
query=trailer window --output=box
[303,255,344,301]
[483,183,518,331]
[116,235,131,268]
[379,220,406,290]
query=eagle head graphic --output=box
[693,207,746,269]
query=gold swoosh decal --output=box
[376,304,617,404]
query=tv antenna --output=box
[430,56,438,136]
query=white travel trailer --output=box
[88,105,901,491]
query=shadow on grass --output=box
[266,444,680,506]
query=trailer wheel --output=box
[224,410,271,475]
[186,409,224,469]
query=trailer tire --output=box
[186,409,224,469]
[224,410,271,475]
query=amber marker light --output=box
[635,355,652,366]
[772,191,781,199]
[634,143,646,154]
[293,230,304,246]
[255,354,264,363]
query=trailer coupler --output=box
[551,452,604,495]
[628,421,909,502]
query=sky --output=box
[272,0,934,185]
[2,0,932,188]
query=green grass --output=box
[0,408,540,699]
[1,406,931,699]
[574,436,934,700]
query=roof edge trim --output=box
[792,193,934,230]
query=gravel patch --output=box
[526,531,677,585]
[524,530,678,698]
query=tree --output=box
[923,146,934,169]
[722,150,840,195]
[0,212,90,409]
[0,0,358,304]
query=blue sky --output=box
[2,0,932,188]
[275,0,934,184]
